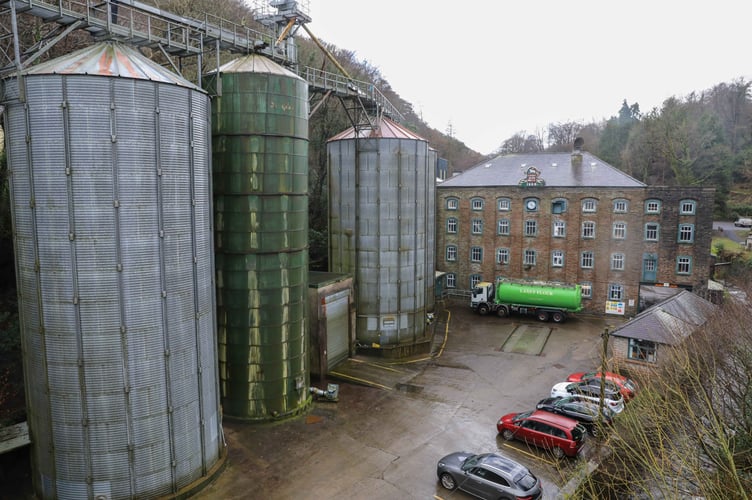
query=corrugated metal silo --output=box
[328,118,434,354]
[203,54,310,420]
[1,42,224,499]
[426,148,437,312]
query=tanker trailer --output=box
[471,280,582,322]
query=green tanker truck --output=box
[471,279,583,322]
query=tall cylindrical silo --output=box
[426,148,437,312]
[328,118,433,355]
[1,42,224,499]
[204,54,310,420]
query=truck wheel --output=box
[478,304,490,315]
[552,311,565,323]
[536,310,549,322]
[496,306,509,318]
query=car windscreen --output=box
[514,471,538,490]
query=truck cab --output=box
[470,281,495,314]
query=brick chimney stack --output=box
[571,137,584,168]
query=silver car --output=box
[436,451,542,499]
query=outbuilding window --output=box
[628,338,657,363]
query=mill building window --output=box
[471,247,483,263]
[447,198,458,210]
[553,220,566,237]
[613,222,627,239]
[471,198,484,211]
[496,248,510,264]
[613,199,629,213]
[525,220,537,237]
[447,217,457,234]
[552,199,567,214]
[446,273,456,288]
[678,224,695,243]
[580,282,592,299]
[524,249,536,266]
[581,251,594,269]
[582,221,596,239]
[498,198,511,211]
[645,223,659,241]
[611,253,625,271]
[677,256,692,275]
[679,199,696,215]
[497,219,510,235]
[470,274,481,288]
[645,199,661,214]
[608,284,624,301]
[582,199,597,212]
[472,219,483,235]
[552,250,564,267]
[446,245,457,261]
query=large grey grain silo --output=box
[328,117,434,356]
[1,42,224,499]
[203,54,310,421]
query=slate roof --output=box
[439,151,646,188]
[610,290,717,345]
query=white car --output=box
[551,381,625,414]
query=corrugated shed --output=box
[209,53,302,79]
[611,290,717,344]
[21,41,200,89]
[439,152,645,188]
[328,116,427,141]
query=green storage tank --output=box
[205,54,310,420]
[497,281,583,311]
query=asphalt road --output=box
[194,301,625,500]
[714,220,749,243]
[0,301,626,499]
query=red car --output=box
[566,371,638,401]
[497,409,587,458]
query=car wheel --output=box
[439,472,457,490]
[552,446,565,459]
[478,304,490,316]
[590,425,599,438]
[552,311,565,323]
[536,310,549,322]
[501,429,514,441]
[496,305,509,318]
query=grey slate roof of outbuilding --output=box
[439,151,646,188]
[610,290,717,345]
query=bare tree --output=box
[577,286,752,499]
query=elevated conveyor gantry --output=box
[0,0,403,127]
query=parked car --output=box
[734,217,752,228]
[566,371,638,401]
[496,409,587,458]
[551,380,625,413]
[436,451,543,499]
[536,396,614,436]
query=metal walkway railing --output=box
[0,0,404,121]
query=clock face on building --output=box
[526,199,538,210]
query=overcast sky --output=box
[303,0,751,155]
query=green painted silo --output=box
[204,54,310,420]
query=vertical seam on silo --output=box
[62,76,95,499]
[110,76,138,496]
[23,77,59,497]
[188,88,209,473]
[154,82,178,490]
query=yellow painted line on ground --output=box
[348,358,405,373]
[329,370,393,391]
[383,309,453,365]
[499,442,556,466]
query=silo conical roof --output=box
[21,41,200,89]
[209,53,303,80]
[328,116,427,141]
